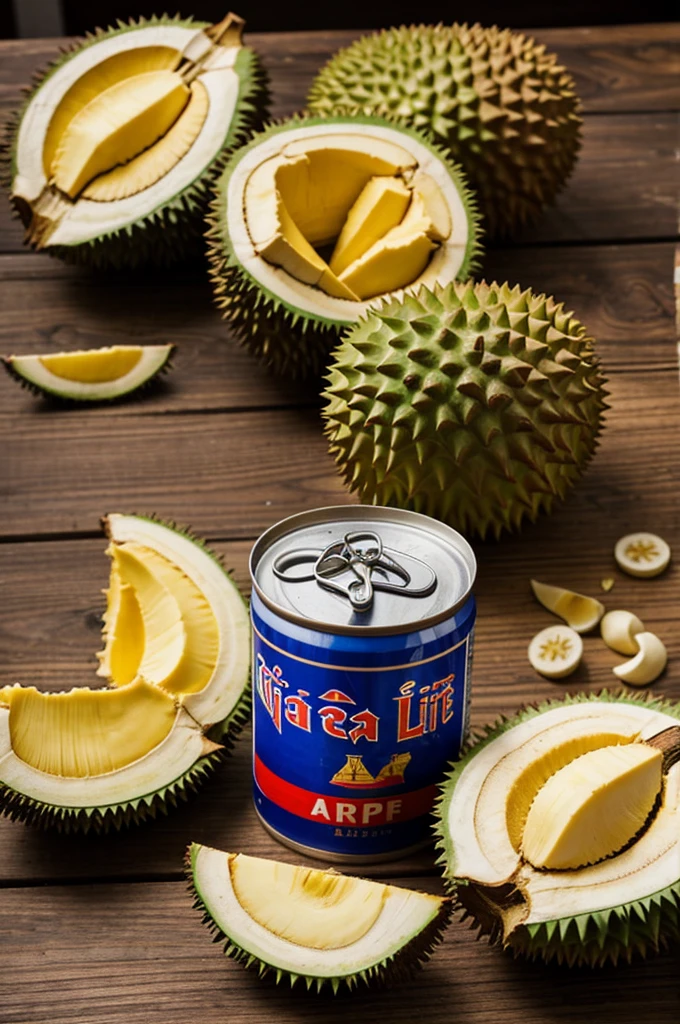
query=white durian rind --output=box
[435,692,680,965]
[104,513,251,739]
[188,843,452,991]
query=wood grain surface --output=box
[0,20,679,1024]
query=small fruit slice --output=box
[612,632,668,686]
[338,227,435,300]
[615,533,671,578]
[521,743,663,869]
[4,344,174,402]
[528,625,582,679]
[189,844,451,991]
[600,609,645,655]
[530,579,605,633]
[329,175,411,274]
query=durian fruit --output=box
[323,281,607,539]
[207,113,481,377]
[2,13,269,268]
[435,693,680,965]
[308,23,581,237]
[3,344,174,401]
[0,515,251,831]
[188,844,452,991]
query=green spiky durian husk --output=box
[323,280,607,539]
[0,15,270,269]
[186,843,453,992]
[434,692,680,967]
[206,113,482,379]
[0,748,223,835]
[308,23,581,237]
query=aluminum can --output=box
[249,506,476,863]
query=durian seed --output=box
[521,742,664,870]
[530,579,605,633]
[600,609,645,656]
[615,533,671,578]
[612,631,668,686]
[528,625,582,679]
[600,577,615,592]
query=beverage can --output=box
[249,505,476,862]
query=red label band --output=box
[254,755,437,827]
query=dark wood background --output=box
[0,19,679,1024]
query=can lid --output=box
[250,506,476,635]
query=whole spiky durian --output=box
[323,281,607,539]
[308,23,581,237]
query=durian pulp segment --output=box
[531,579,605,633]
[521,743,663,869]
[39,346,142,383]
[229,854,387,949]
[329,176,411,274]
[104,542,220,696]
[82,80,209,202]
[505,732,634,851]
[4,680,176,776]
[191,844,448,984]
[51,70,191,198]
[97,556,145,685]
[242,137,452,301]
[42,45,180,175]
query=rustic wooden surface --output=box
[1,20,679,1024]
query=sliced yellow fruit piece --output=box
[614,532,671,578]
[338,226,435,301]
[600,609,645,655]
[612,631,667,687]
[110,544,187,690]
[97,556,145,686]
[83,80,209,201]
[409,169,452,241]
[106,542,220,696]
[504,731,634,851]
[329,175,411,275]
[51,70,190,198]
[527,624,582,680]
[521,742,663,869]
[40,347,142,383]
[4,680,177,777]
[530,578,605,633]
[230,852,387,949]
[43,46,180,175]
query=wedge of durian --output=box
[189,845,452,991]
[3,12,269,267]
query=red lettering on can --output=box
[318,706,347,738]
[347,708,379,744]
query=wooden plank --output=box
[1,109,677,254]
[0,879,678,1024]
[0,244,674,419]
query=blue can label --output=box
[251,589,475,859]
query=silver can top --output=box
[250,506,476,636]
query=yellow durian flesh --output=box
[505,732,635,851]
[530,579,605,633]
[521,743,663,870]
[229,853,386,949]
[329,175,411,275]
[4,680,177,777]
[51,70,190,198]
[97,556,145,686]
[42,46,180,175]
[103,541,220,696]
[39,346,142,383]
[338,226,435,301]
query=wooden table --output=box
[1,21,679,1024]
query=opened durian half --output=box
[189,845,451,991]
[0,515,251,831]
[3,13,269,267]
[207,114,481,376]
[435,694,680,965]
